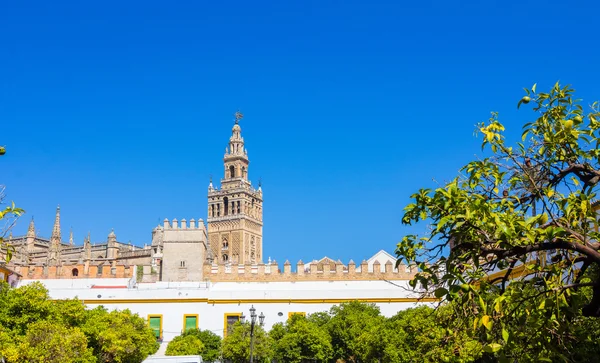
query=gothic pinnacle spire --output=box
[69,227,74,245]
[27,217,35,237]
[51,205,61,245]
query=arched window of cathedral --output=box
[180,260,186,268]
[211,204,215,217]
[237,201,241,214]
[241,166,246,178]
[229,165,235,178]
[222,254,229,261]
[222,238,228,249]
[223,197,229,216]
[217,204,220,217]
[72,268,79,277]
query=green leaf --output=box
[478,295,486,311]
[483,343,502,353]
[502,328,509,342]
[434,288,448,298]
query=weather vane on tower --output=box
[234,110,244,124]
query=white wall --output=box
[23,279,433,343]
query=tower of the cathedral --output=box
[207,112,263,264]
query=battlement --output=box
[15,263,134,280]
[162,218,205,230]
[203,260,416,282]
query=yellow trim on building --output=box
[183,314,199,332]
[147,314,163,339]
[223,312,242,337]
[288,311,306,319]
[80,297,439,305]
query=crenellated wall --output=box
[16,264,134,279]
[158,218,207,282]
[203,260,416,282]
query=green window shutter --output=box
[185,316,197,331]
[149,317,161,338]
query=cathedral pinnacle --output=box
[27,217,35,237]
[69,228,74,245]
[50,205,61,245]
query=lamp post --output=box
[241,305,265,363]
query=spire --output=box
[27,217,35,237]
[208,174,214,192]
[69,228,74,245]
[50,205,61,246]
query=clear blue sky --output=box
[2,0,600,265]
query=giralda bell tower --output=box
[207,112,263,264]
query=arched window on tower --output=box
[242,166,246,179]
[222,254,229,262]
[237,201,241,214]
[72,268,79,277]
[223,197,229,216]
[211,204,215,217]
[229,165,235,179]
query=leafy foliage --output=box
[17,320,96,363]
[325,301,383,362]
[358,305,482,363]
[165,329,221,361]
[82,307,159,363]
[0,282,159,363]
[396,83,600,361]
[271,314,333,363]
[165,334,205,356]
[221,322,270,363]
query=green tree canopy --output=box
[396,83,600,361]
[221,322,271,363]
[82,306,159,363]
[325,301,384,363]
[165,334,205,356]
[0,282,159,363]
[17,320,96,363]
[271,314,332,363]
[178,329,222,362]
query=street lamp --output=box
[243,305,265,363]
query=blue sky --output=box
[2,0,600,265]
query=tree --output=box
[396,83,600,361]
[82,306,159,363]
[166,334,205,356]
[221,322,271,363]
[0,282,159,363]
[17,321,95,363]
[325,301,383,363]
[357,305,483,363]
[174,329,222,362]
[271,314,332,363]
